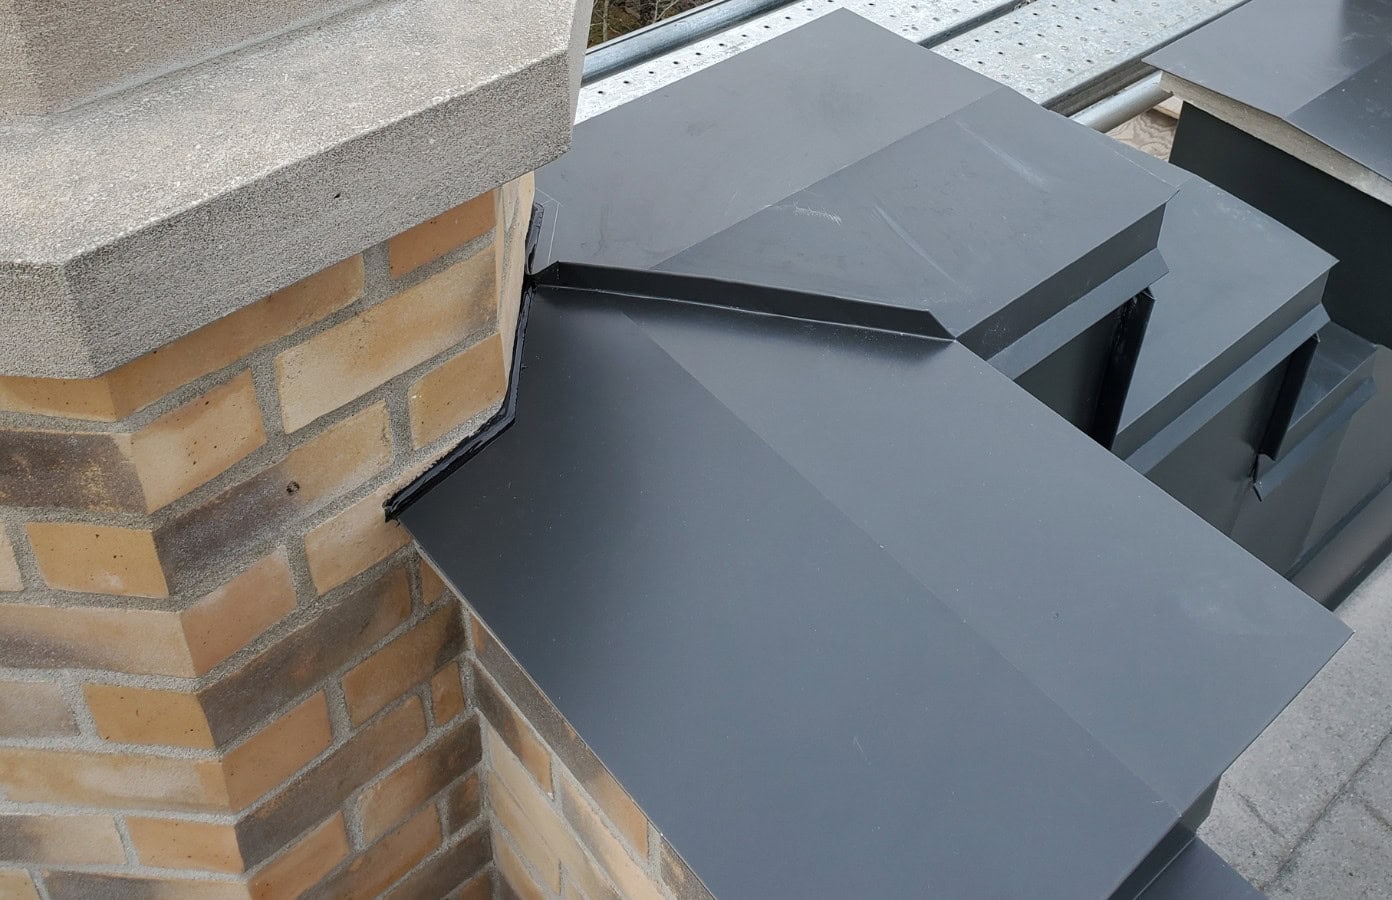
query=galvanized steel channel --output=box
[579,0,1246,124]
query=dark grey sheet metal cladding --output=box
[404,13,1352,897]
[406,279,1346,898]
[1147,0,1392,182]
[538,9,1173,442]
[1149,0,1392,348]
[1136,838,1264,900]
[1098,143,1333,539]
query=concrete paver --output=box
[1200,782,1292,888]
[1201,554,1392,896]
[1266,796,1392,900]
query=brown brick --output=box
[0,813,125,865]
[129,371,266,511]
[275,248,498,431]
[355,717,481,842]
[223,692,333,810]
[306,806,440,900]
[660,839,714,900]
[0,256,363,424]
[0,680,77,738]
[155,402,390,592]
[430,662,466,725]
[27,522,168,598]
[408,332,506,448]
[442,771,481,833]
[459,870,492,900]
[419,554,447,605]
[304,485,410,593]
[180,551,296,676]
[341,603,464,725]
[0,429,144,512]
[388,192,496,278]
[0,528,19,592]
[126,818,244,873]
[495,832,547,900]
[473,616,649,854]
[0,745,228,811]
[198,563,410,744]
[235,696,426,867]
[380,826,490,900]
[43,872,248,900]
[248,813,349,900]
[0,869,39,900]
[83,684,215,749]
[472,664,551,793]
[0,602,194,676]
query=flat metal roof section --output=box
[407,269,1347,897]
[1110,149,1335,460]
[401,12,1357,896]
[543,11,1173,359]
[1148,0,1392,204]
[577,0,1248,122]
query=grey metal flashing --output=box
[407,260,1348,897]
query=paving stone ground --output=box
[1201,554,1392,898]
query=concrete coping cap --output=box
[0,0,588,378]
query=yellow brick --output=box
[129,371,266,510]
[127,817,245,873]
[83,684,215,749]
[0,527,19,592]
[0,813,125,865]
[180,551,296,676]
[0,680,77,738]
[388,191,496,278]
[488,765,562,893]
[558,774,663,900]
[0,257,363,422]
[26,522,168,598]
[0,869,39,900]
[408,332,506,448]
[0,602,195,677]
[249,813,349,899]
[222,692,333,810]
[276,402,392,508]
[0,745,229,811]
[304,485,410,593]
[495,830,549,900]
[275,247,497,432]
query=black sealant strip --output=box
[1092,287,1155,449]
[384,204,545,520]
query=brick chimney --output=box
[0,1,688,896]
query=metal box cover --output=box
[1111,150,1333,460]
[1148,0,1392,187]
[404,271,1348,898]
[538,10,1175,365]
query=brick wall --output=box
[461,587,714,900]
[0,175,532,898]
